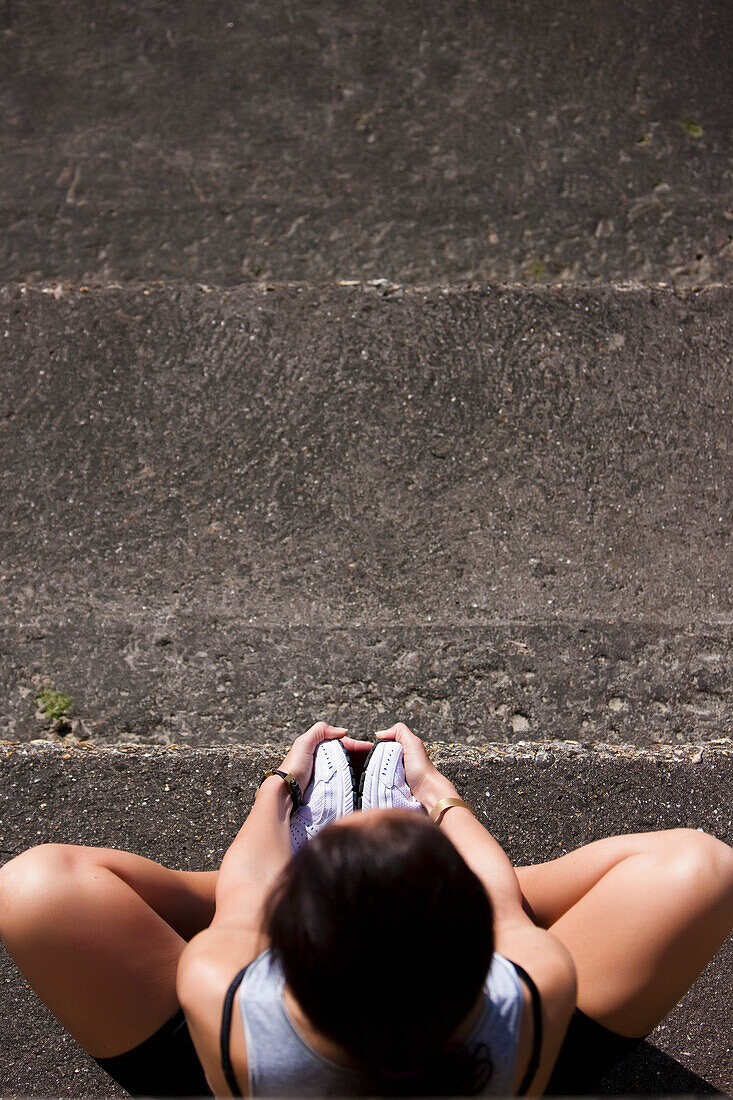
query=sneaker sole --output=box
[333,738,357,814]
[291,739,356,852]
[312,738,356,816]
[359,741,405,810]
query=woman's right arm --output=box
[376,724,529,926]
[377,724,577,1095]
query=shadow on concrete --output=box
[597,1041,720,1095]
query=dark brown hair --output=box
[264,811,494,1094]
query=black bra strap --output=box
[508,960,543,1096]
[220,964,250,1097]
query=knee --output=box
[0,844,83,929]
[660,829,733,901]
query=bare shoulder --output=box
[495,918,577,994]
[494,920,577,1096]
[176,923,263,1098]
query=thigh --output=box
[0,843,217,1059]
[87,845,219,941]
[528,830,733,1037]
[515,830,675,929]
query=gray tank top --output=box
[234,948,526,1096]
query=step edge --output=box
[3,738,731,762]
[3,279,733,295]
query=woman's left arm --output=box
[175,722,346,1096]
[211,721,348,930]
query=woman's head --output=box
[264,810,494,1078]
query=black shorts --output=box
[92,1008,213,1097]
[546,1006,646,1095]
[91,1004,643,1097]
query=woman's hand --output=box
[277,721,349,792]
[374,722,458,812]
[340,735,374,782]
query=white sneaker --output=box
[359,741,425,813]
[290,739,356,853]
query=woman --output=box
[0,721,731,1096]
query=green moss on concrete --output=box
[35,687,73,721]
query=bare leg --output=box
[0,844,219,1058]
[515,829,733,1037]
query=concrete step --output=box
[1,283,732,746]
[4,620,733,748]
[0,741,731,1095]
[1,0,731,286]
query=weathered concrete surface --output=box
[0,742,730,1095]
[3,621,733,748]
[1,0,731,286]
[1,284,731,746]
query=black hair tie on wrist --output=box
[263,769,302,812]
